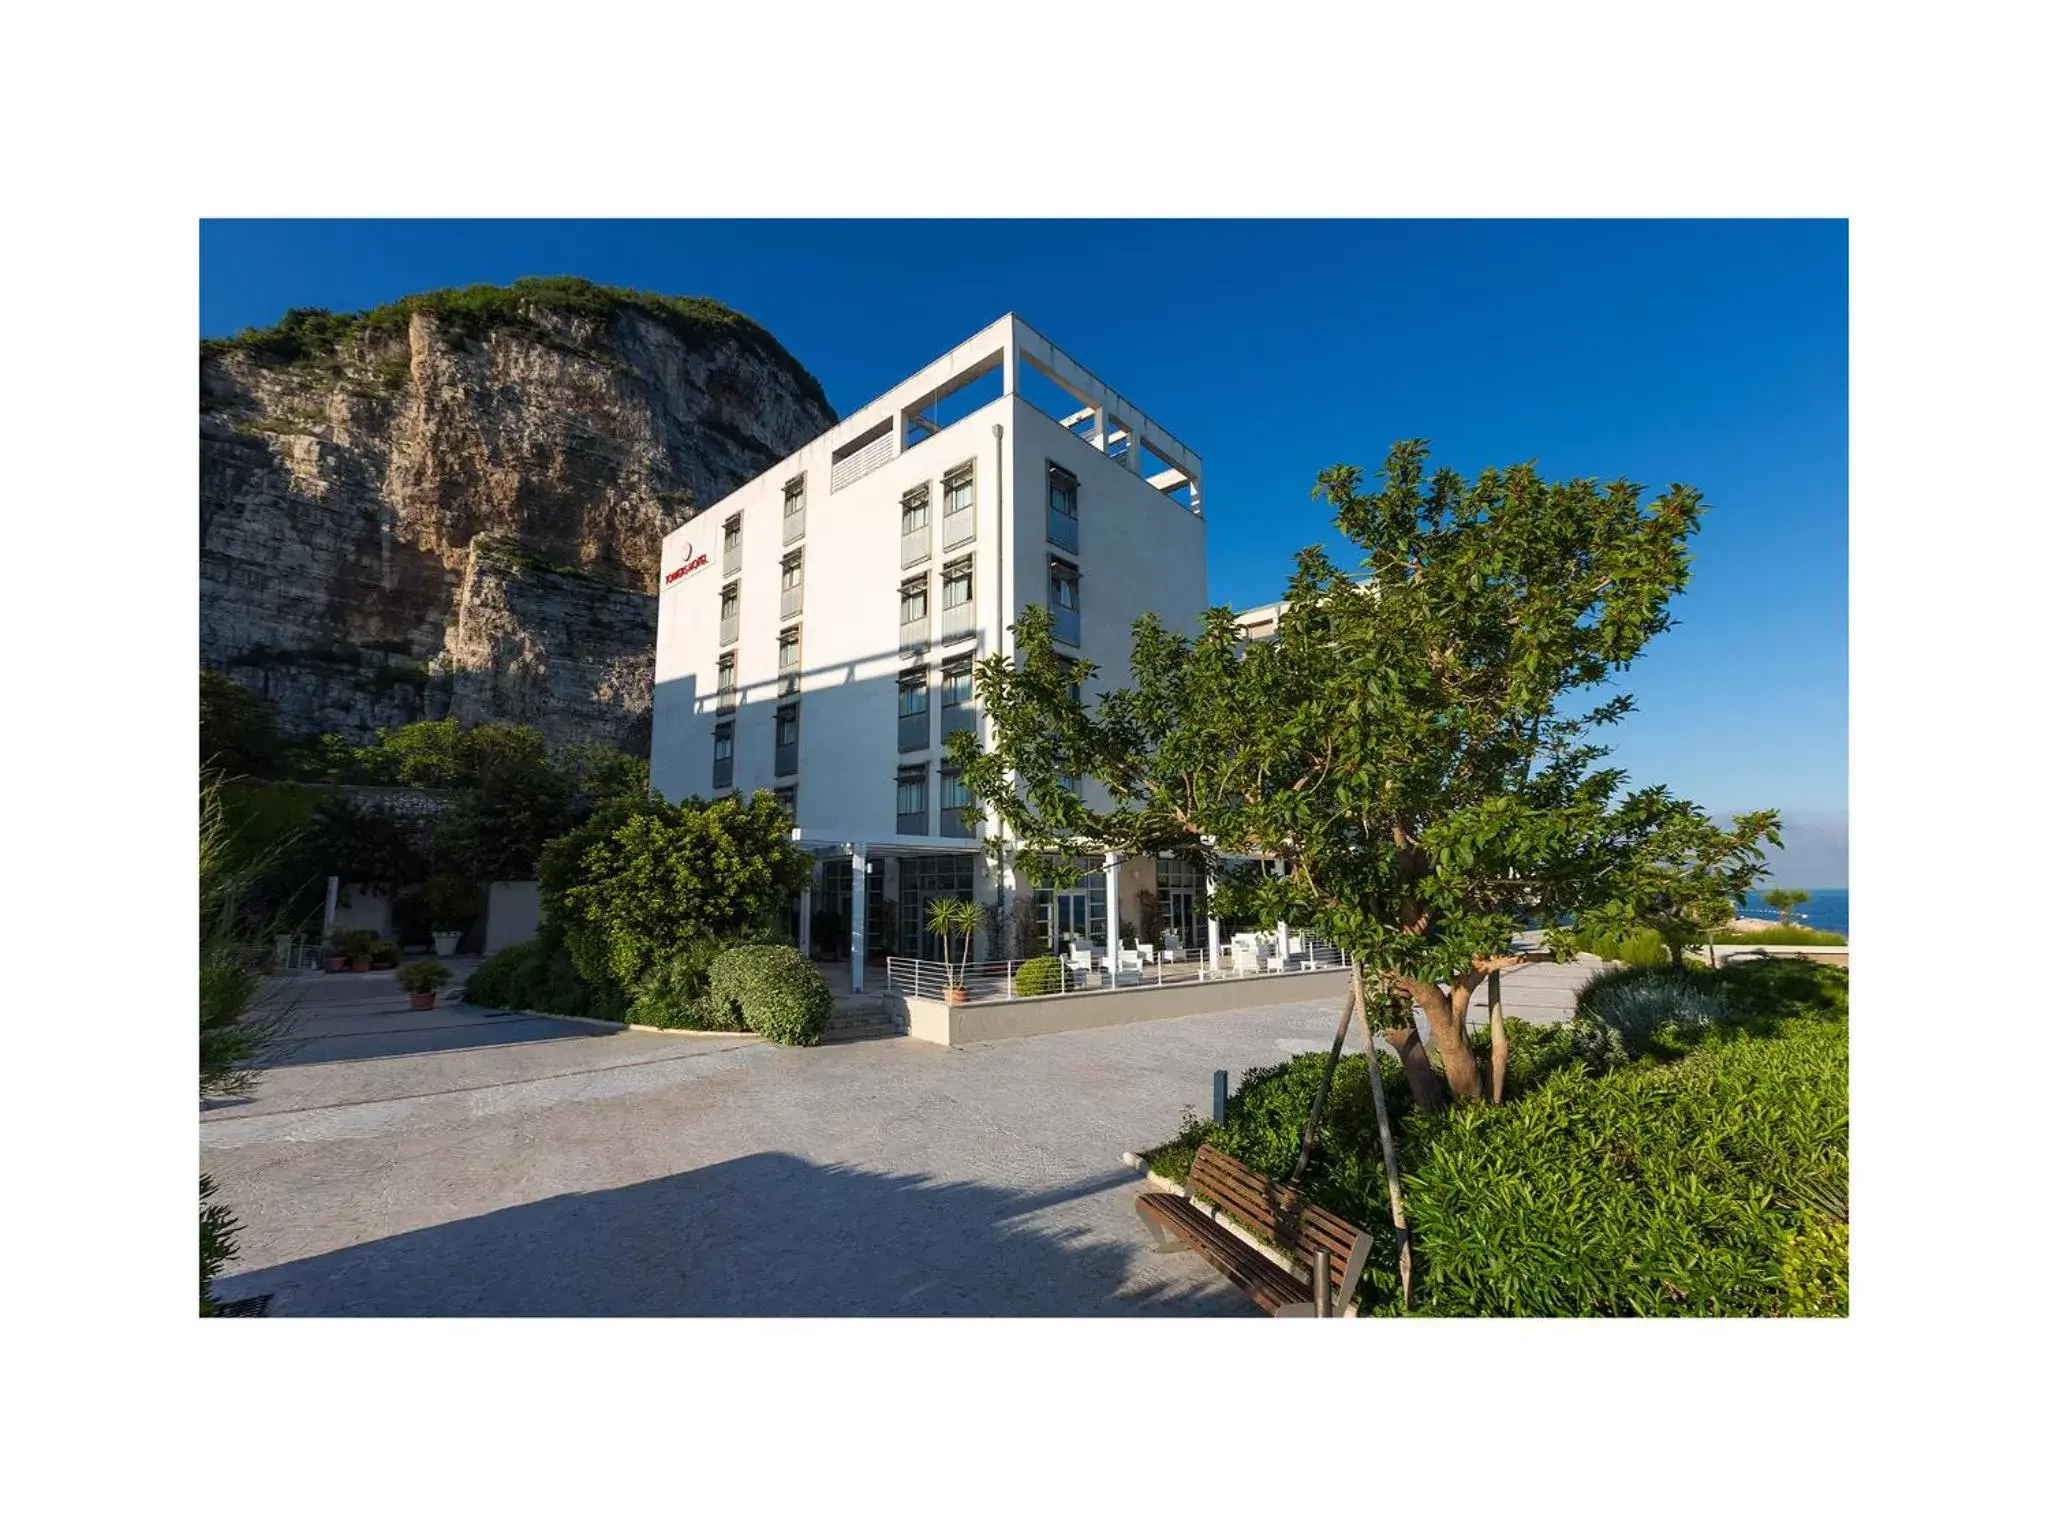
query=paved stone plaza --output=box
[203,958,1603,1316]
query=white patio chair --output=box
[1064,942,1095,985]
[1159,931,1186,963]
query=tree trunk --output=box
[1353,965,1414,1310]
[1382,1026,1448,1113]
[1487,969,1508,1106]
[1396,975,1486,1102]
[1288,977,1356,1187]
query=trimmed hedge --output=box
[1143,960,1848,1317]
[706,944,833,1046]
[1013,954,1065,997]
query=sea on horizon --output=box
[1739,886,1848,937]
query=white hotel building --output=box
[651,315,1213,991]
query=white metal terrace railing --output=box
[884,934,1352,1004]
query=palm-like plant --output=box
[924,896,981,993]
[1761,886,1810,925]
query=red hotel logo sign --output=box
[664,542,709,586]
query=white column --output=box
[1276,919,1290,971]
[1205,863,1222,974]
[1105,851,1122,988]
[849,844,868,995]
[798,884,812,958]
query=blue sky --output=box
[201,220,1847,868]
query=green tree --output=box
[200,670,286,780]
[954,440,1777,1109]
[435,753,575,883]
[924,897,980,991]
[1762,885,1810,925]
[1580,802,1782,967]
[538,790,810,1000]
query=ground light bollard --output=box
[1212,1069,1229,1125]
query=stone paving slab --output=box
[204,960,1605,1317]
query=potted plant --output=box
[371,938,402,969]
[396,959,451,1011]
[322,936,349,974]
[424,873,483,957]
[337,927,378,972]
[924,896,980,1004]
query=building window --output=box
[899,573,930,653]
[723,513,743,572]
[901,484,931,568]
[941,462,975,549]
[720,581,740,646]
[1049,558,1081,646]
[780,550,804,619]
[898,665,929,753]
[896,764,929,836]
[778,626,801,697]
[939,658,974,736]
[775,703,800,778]
[942,555,973,612]
[712,722,734,789]
[774,783,798,820]
[941,555,974,642]
[1048,463,1079,553]
[716,651,737,715]
[939,767,974,838]
[782,474,806,545]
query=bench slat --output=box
[1137,1192,1308,1315]
[1189,1145,1365,1278]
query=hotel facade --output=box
[651,315,1214,991]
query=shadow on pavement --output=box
[259,1005,619,1068]
[216,1153,1252,1318]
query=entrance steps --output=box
[824,993,906,1043]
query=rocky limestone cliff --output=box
[200,280,836,752]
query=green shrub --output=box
[200,1173,241,1316]
[1710,923,1845,947]
[396,959,451,994]
[1780,1207,1849,1316]
[539,790,809,1002]
[372,938,402,966]
[1573,968,1726,1062]
[706,944,833,1046]
[1615,929,1672,967]
[626,937,744,1030]
[1140,960,1848,1317]
[1558,924,1671,966]
[463,941,547,1009]
[1013,954,1065,997]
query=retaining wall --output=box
[897,966,1353,1047]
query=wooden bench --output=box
[1136,1145,1372,1317]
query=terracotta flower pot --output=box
[943,986,968,1004]
[324,956,347,973]
[408,993,437,1011]
[351,958,372,973]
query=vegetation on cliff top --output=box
[200,276,832,415]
